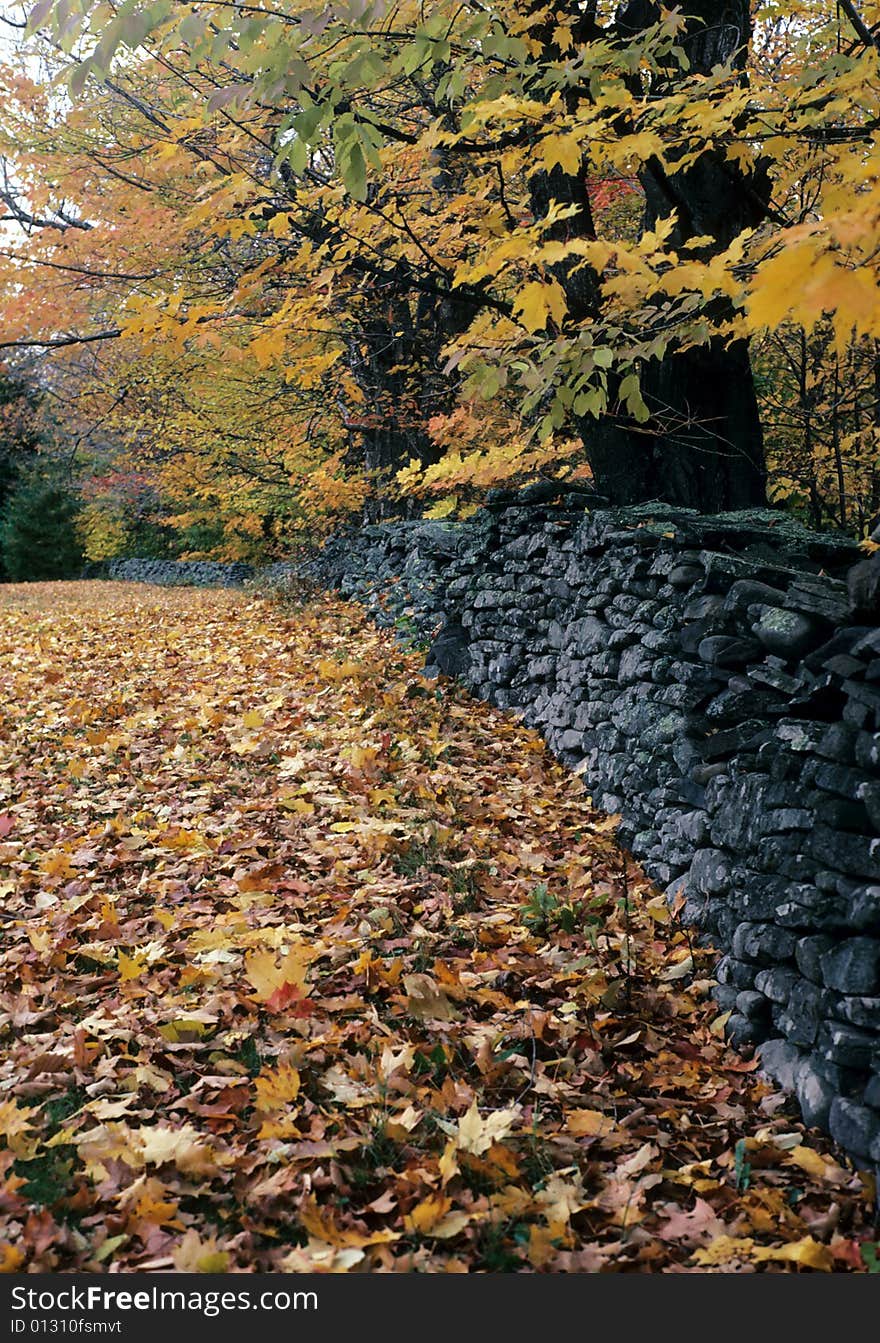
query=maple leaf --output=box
[173,1229,230,1273]
[657,1198,725,1246]
[245,943,315,1014]
[691,1234,756,1267]
[512,280,568,333]
[786,1145,850,1185]
[298,1198,400,1249]
[118,950,147,981]
[455,1100,520,1156]
[0,1243,25,1272]
[566,1108,619,1138]
[0,1100,38,1158]
[540,132,582,176]
[403,972,457,1021]
[752,1237,835,1271]
[254,1062,301,1115]
[135,1124,221,1176]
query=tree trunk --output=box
[343,265,473,521]
[581,0,771,510]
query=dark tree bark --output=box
[523,0,769,509]
[343,260,474,521]
[585,0,771,510]
[525,2,645,499]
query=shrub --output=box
[0,471,83,581]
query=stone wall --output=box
[101,558,302,587]
[103,558,257,586]
[303,488,880,1165]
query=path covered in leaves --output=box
[0,582,874,1273]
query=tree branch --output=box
[839,0,880,49]
[0,330,122,351]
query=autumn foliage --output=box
[0,1,878,546]
[0,581,875,1272]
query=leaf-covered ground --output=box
[0,581,875,1274]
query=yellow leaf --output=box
[692,1235,755,1266]
[404,1193,453,1233]
[316,658,362,681]
[28,928,53,956]
[245,943,313,1001]
[528,1220,569,1268]
[0,1243,25,1272]
[786,1145,849,1185]
[42,852,75,878]
[254,1062,301,1114]
[137,1123,219,1176]
[423,495,458,519]
[540,132,582,176]
[455,1100,520,1155]
[267,212,292,237]
[752,1236,833,1271]
[431,1211,474,1239]
[439,1139,460,1186]
[173,1229,230,1273]
[512,280,568,333]
[567,1108,618,1138]
[158,1019,211,1043]
[118,950,147,981]
[299,1198,399,1248]
[0,1100,37,1158]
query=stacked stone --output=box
[304,489,880,1167]
[105,558,255,586]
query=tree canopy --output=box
[0,0,878,554]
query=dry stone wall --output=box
[104,559,256,586]
[303,488,880,1165]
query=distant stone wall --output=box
[103,558,257,586]
[304,489,880,1166]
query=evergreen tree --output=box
[0,470,83,581]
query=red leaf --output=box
[264,981,315,1016]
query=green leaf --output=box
[344,142,367,202]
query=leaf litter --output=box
[0,581,875,1273]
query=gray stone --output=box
[565,616,608,657]
[715,955,758,990]
[668,563,704,589]
[736,990,770,1022]
[724,579,788,612]
[855,733,880,772]
[752,607,817,659]
[833,996,880,1028]
[830,1097,879,1158]
[732,921,797,964]
[698,635,763,668]
[851,887,880,932]
[725,1013,762,1047]
[794,1057,837,1129]
[785,979,827,1047]
[848,551,880,619]
[820,938,880,995]
[819,1021,877,1069]
[796,935,836,984]
[754,966,799,1003]
[757,1038,801,1091]
[689,849,731,896]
